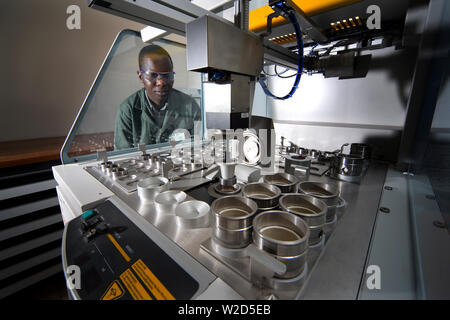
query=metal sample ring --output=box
[242,182,281,210]
[279,194,327,227]
[298,182,339,206]
[175,200,210,228]
[263,172,299,194]
[155,190,187,214]
[219,176,237,187]
[137,176,169,201]
[252,210,310,257]
[100,161,113,172]
[211,196,258,248]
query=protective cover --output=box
[61,29,202,164]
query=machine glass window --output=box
[62,30,202,163]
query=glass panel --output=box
[62,30,203,163]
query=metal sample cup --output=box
[100,161,113,172]
[154,190,187,214]
[330,154,364,177]
[211,196,258,248]
[252,211,310,279]
[111,167,128,180]
[242,183,282,210]
[309,149,320,158]
[105,164,118,176]
[218,162,237,180]
[175,200,210,228]
[279,194,327,245]
[253,211,310,256]
[298,181,339,222]
[263,172,299,194]
[137,176,169,201]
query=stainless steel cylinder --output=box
[297,147,309,156]
[308,225,324,246]
[272,249,308,279]
[154,190,187,214]
[323,213,338,238]
[213,225,253,249]
[252,211,310,257]
[298,182,339,222]
[350,143,371,173]
[286,146,298,154]
[330,154,364,177]
[137,176,169,201]
[219,176,237,187]
[212,196,258,248]
[350,143,371,160]
[242,183,281,210]
[112,167,128,180]
[141,153,152,162]
[263,173,299,194]
[100,161,113,172]
[218,162,237,180]
[309,149,320,159]
[307,233,325,266]
[175,200,210,228]
[336,196,347,219]
[279,194,327,245]
[105,164,118,176]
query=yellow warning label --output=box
[101,280,124,300]
[132,259,175,300]
[120,268,152,300]
[107,233,131,262]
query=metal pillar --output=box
[397,0,450,173]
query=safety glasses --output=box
[140,70,175,81]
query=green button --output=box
[82,210,95,220]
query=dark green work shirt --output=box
[114,88,201,150]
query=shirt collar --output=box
[144,89,168,112]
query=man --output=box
[114,44,201,149]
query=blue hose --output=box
[259,4,304,100]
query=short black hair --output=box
[138,44,173,70]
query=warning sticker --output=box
[120,268,152,300]
[132,259,175,300]
[101,280,124,300]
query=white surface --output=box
[268,46,413,127]
[53,164,113,214]
[56,185,78,225]
[195,278,244,300]
[140,25,167,42]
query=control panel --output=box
[63,200,200,300]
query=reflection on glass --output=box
[66,30,202,159]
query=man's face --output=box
[138,54,174,107]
